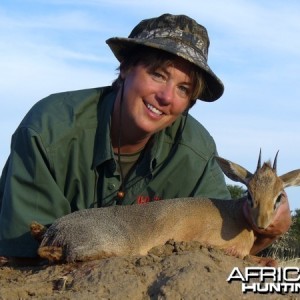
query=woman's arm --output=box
[0,126,71,258]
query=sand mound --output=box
[0,241,295,299]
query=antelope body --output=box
[35,152,300,264]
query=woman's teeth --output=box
[147,103,163,115]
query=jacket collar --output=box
[92,88,116,169]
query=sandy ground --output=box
[0,240,299,300]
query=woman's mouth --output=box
[146,103,163,116]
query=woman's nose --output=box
[157,83,174,104]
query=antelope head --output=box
[216,150,300,229]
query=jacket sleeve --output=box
[192,152,231,200]
[0,126,71,257]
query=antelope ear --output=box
[215,156,252,185]
[280,169,300,188]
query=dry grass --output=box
[261,218,300,266]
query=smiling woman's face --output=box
[120,58,193,137]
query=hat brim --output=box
[106,37,224,102]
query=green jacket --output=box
[0,86,230,257]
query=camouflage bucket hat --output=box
[106,13,224,102]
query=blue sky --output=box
[1,0,300,211]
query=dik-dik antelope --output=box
[33,151,300,265]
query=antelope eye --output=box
[274,194,282,210]
[247,192,253,208]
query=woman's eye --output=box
[178,85,189,96]
[151,71,165,81]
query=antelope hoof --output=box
[38,246,63,262]
[30,221,47,242]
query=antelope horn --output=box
[273,150,279,172]
[256,148,262,171]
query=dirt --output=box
[0,240,299,300]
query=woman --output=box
[0,13,291,260]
